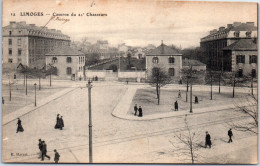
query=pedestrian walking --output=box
[54,149,60,163]
[59,116,64,130]
[178,90,181,98]
[228,128,233,143]
[205,131,212,148]
[41,141,50,161]
[16,118,24,133]
[195,96,199,104]
[38,139,43,159]
[55,114,60,129]
[174,101,178,111]
[138,106,143,117]
[134,104,138,116]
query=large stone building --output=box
[45,47,85,80]
[2,21,70,68]
[146,41,182,82]
[200,22,257,73]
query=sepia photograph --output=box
[1,0,258,164]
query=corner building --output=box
[2,21,70,68]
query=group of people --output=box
[55,114,64,130]
[38,139,60,163]
[205,129,233,148]
[174,91,200,111]
[134,104,143,117]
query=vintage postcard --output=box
[1,0,258,164]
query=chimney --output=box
[161,40,163,45]
[219,26,225,31]
[19,21,26,25]
[10,21,16,25]
[227,24,232,28]
[246,22,254,26]
[233,22,242,27]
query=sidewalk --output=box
[2,87,78,125]
[111,85,255,121]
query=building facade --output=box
[2,21,70,68]
[45,47,85,80]
[200,22,257,72]
[222,39,257,77]
[146,41,182,82]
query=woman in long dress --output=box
[16,118,24,133]
[54,114,60,129]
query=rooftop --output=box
[183,59,206,66]
[147,41,181,55]
[222,39,257,51]
[45,47,84,56]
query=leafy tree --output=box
[85,53,100,66]
[148,67,171,105]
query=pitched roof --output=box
[45,47,84,56]
[183,59,206,66]
[146,43,181,56]
[231,23,257,31]
[222,39,257,51]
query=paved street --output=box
[2,81,257,164]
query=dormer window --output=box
[234,32,240,38]
[246,31,252,38]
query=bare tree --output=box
[170,115,202,164]
[148,67,170,105]
[229,94,258,134]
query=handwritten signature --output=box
[11,153,28,157]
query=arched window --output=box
[66,67,72,75]
[169,57,175,63]
[234,31,240,38]
[252,69,256,78]
[152,57,159,63]
[52,57,57,63]
[168,68,175,76]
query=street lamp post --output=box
[87,80,93,163]
[34,83,37,107]
[25,75,28,95]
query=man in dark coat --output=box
[59,116,64,130]
[54,149,60,163]
[41,141,50,161]
[134,104,138,116]
[174,101,178,111]
[138,106,143,117]
[195,96,199,104]
[16,118,24,133]
[38,139,43,158]
[55,114,60,129]
[205,131,211,148]
[228,128,233,143]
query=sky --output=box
[2,0,258,48]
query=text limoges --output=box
[20,12,44,16]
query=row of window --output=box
[152,67,175,76]
[8,58,22,63]
[9,38,22,46]
[233,31,252,38]
[9,49,22,55]
[152,57,175,64]
[236,55,257,64]
[52,57,72,63]
[237,69,256,78]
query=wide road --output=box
[2,82,257,164]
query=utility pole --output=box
[251,76,253,96]
[87,80,93,163]
[8,74,11,101]
[50,73,52,87]
[34,83,37,107]
[210,73,213,100]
